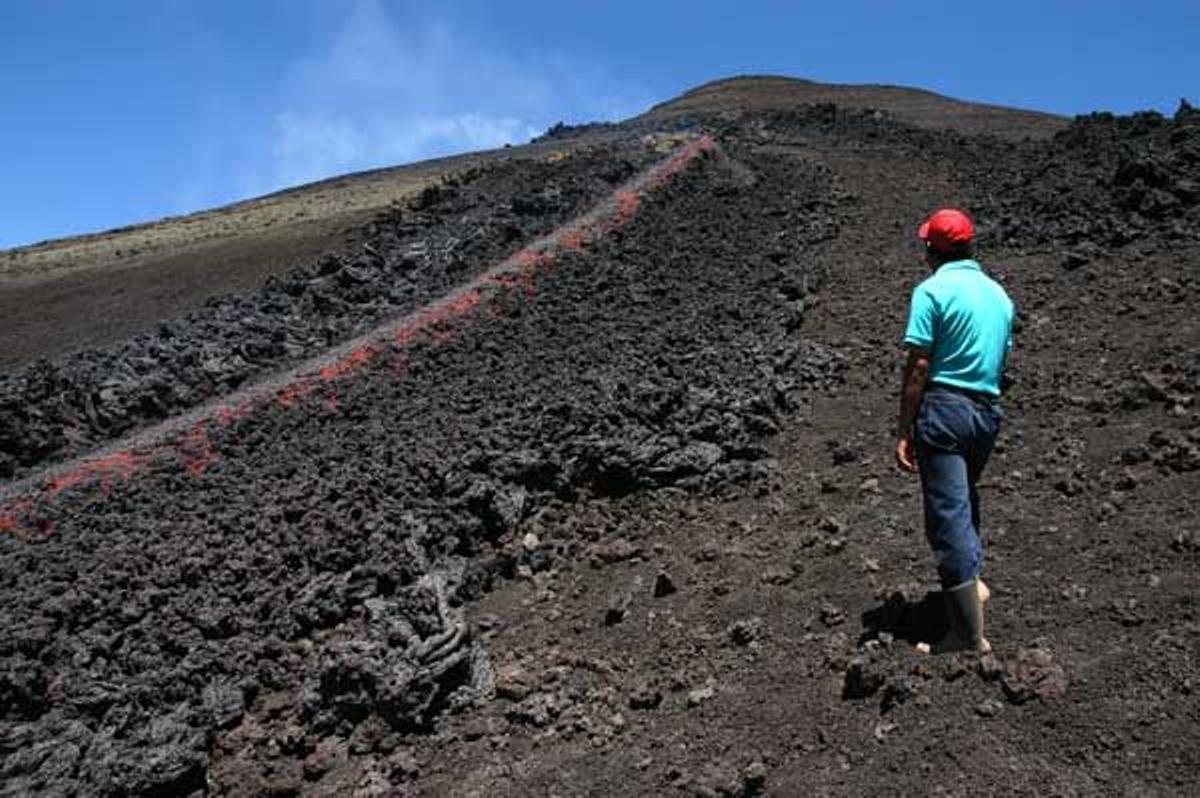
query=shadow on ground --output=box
[860,590,949,647]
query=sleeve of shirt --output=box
[902,284,936,350]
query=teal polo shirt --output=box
[902,259,1014,397]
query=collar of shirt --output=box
[935,259,981,273]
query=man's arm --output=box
[895,347,930,473]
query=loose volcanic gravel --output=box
[733,100,1200,250]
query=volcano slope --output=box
[2,88,1200,796]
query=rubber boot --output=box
[915,579,992,655]
[950,578,991,653]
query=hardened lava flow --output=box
[0,136,715,537]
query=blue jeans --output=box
[915,385,1003,587]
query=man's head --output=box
[917,208,974,267]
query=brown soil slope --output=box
[2,79,1198,797]
[0,138,614,369]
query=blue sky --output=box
[2,0,1197,249]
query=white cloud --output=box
[261,0,649,189]
[271,110,543,187]
[273,112,365,184]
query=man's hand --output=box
[895,347,929,474]
[895,435,918,473]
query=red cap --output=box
[917,208,974,253]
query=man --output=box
[895,208,1013,655]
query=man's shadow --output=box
[860,590,947,646]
